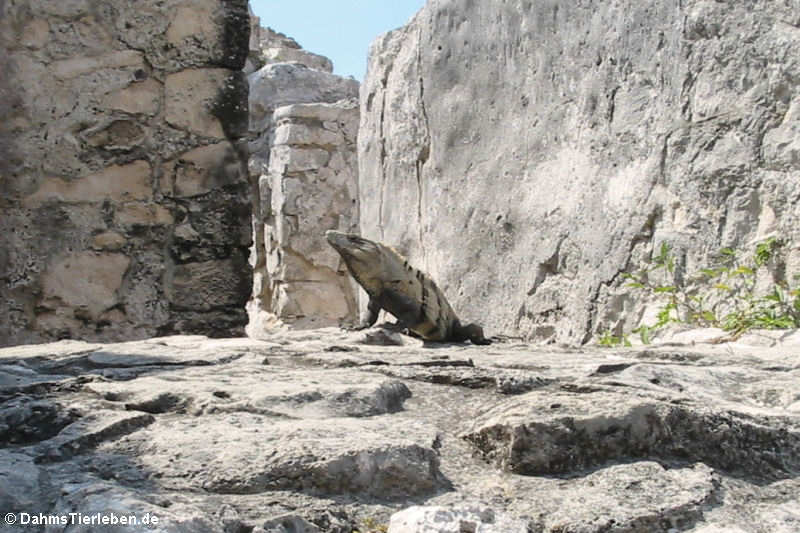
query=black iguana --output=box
[326,230,490,345]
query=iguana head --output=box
[326,231,384,293]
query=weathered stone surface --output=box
[50,483,226,533]
[1,330,799,531]
[24,161,153,206]
[165,68,244,139]
[41,252,130,320]
[246,64,359,210]
[259,100,361,331]
[113,203,174,228]
[388,505,528,533]
[463,389,800,479]
[0,0,251,346]
[245,36,359,337]
[168,256,251,312]
[0,452,55,533]
[102,77,161,115]
[161,141,247,198]
[359,0,800,344]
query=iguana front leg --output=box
[349,296,381,330]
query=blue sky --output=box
[249,1,427,81]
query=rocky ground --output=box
[1,327,799,532]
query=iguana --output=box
[326,230,491,345]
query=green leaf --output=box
[654,286,677,293]
[633,325,652,345]
[700,310,717,324]
[626,282,646,289]
[733,266,754,276]
[754,237,777,266]
[655,303,676,327]
[699,268,718,278]
[714,283,732,292]
[654,242,671,266]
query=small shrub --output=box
[602,237,799,345]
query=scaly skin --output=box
[326,231,490,345]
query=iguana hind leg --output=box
[453,321,491,345]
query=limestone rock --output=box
[359,0,800,344]
[462,388,800,479]
[0,330,799,531]
[388,505,528,533]
[0,452,55,533]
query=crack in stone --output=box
[416,27,432,267]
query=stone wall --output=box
[0,0,252,346]
[245,21,360,336]
[359,0,800,343]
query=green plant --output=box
[597,329,631,347]
[619,237,799,343]
[354,517,388,533]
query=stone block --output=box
[24,161,152,205]
[166,5,218,48]
[161,141,245,197]
[272,280,352,324]
[20,19,50,50]
[114,203,174,228]
[268,146,330,174]
[102,78,161,115]
[52,50,145,80]
[273,122,341,147]
[165,68,235,138]
[168,258,250,311]
[1,0,252,345]
[28,0,90,18]
[84,120,146,150]
[110,0,249,71]
[42,252,130,319]
[90,232,127,251]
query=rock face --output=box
[0,0,252,346]
[1,330,799,532]
[359,0,800,344]
[246,24,360,336]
